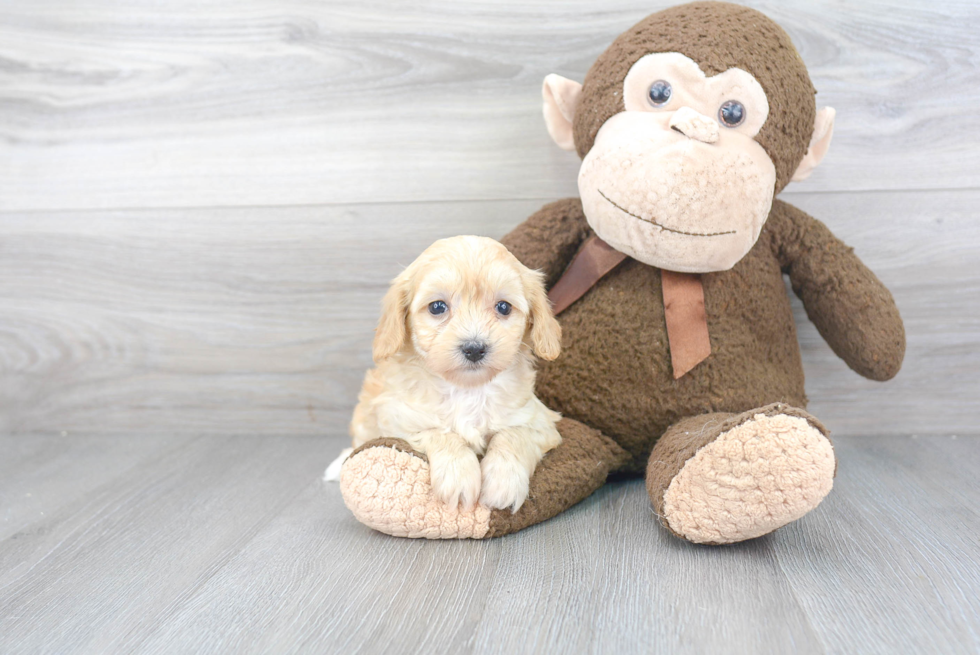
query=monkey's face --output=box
[577,53,776,273]
[541,5,835,273]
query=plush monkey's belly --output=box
[535,240,806,472]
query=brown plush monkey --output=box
[339,2,905,544]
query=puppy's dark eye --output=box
[495,301,512,316]
[648,80,672,106]
[719,100,745,127]
[428,301,448,315]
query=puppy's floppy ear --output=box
[522,268,562,361]
[373,271,412,362]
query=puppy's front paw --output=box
[480,452,531,513]
[428,448,482,511]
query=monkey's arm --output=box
[768,199,905,381]
[500,198,592,288]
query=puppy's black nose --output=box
[460,341,488,363]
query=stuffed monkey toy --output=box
[339,2,905,544]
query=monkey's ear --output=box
[792,107,836,182]
[542,74,582,152]
[373,272,411,362]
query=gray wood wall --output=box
[1,0,978,437]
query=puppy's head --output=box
[373,235,561,387]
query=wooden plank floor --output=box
[1,433,978,654]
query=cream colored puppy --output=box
[347,235,562,512]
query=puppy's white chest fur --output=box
[439,380,508,451]
[353,355,540,453]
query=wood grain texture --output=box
[0,435,327,654]
[0,433,196,540]
[1,434,978,654]
[0,0,978,211]
[775,437,980,654]
[1,190,977,437]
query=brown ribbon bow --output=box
[547,236,711,379]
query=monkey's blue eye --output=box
[719,100,745,127]
[428,301,448,315]
[647,80,672,106]
[495,301,512,316]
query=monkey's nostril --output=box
[460,341,488,363]
[668,107,719,144]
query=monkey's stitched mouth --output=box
[597,189,736,238]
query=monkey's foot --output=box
[647,404,836,545]
[339,439,492,539]
[339,420,630,539]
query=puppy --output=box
[343,235,562,512]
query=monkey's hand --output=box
[769,199,905,381]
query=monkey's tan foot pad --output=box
[339,420,629,539]
[648,404,836,545]
[339,438,492,539]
